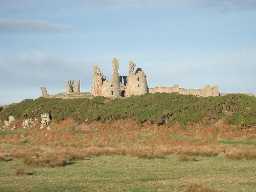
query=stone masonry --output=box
[149,84,220,97]
[40,87,49,97]
[91,58,149,98]
[40,57,220,99]
[65,80,81,95]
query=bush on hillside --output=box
[0,93,255,127]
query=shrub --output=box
[1,93,256,127]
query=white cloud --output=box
[79,0,256,10]
[0,19,71,33]
[1,0,256,10]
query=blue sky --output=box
[0,0,256,105]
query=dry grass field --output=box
[0,119,256,191]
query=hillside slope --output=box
[0,93,256,127]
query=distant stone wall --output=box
[149,85,220,97]
[149,85,180,94]
[40,82,91,100]
[65,80,81,95]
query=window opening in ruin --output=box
[111,91,114,95]
[138,84,140,87]
[137,77,139,81]
[121,90,125,97]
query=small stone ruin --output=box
[3,116,16,129]
[40,113,51,130]
[40,87,49,97]
[22,118,35,129]
[65,80,81,95]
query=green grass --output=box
[0,128,27,136]
[0,155,256,192]
[1,93,256,127]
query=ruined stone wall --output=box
[179,88,201,96]
[126,69,148,97]
[149,85,220,97]
[73,80,80,93]
[65,80,81,95]
[149,85,179,94]
[40,87,49,97]
[101,80,113,97]
[125,61,149,97]
[91,59,149,98]
[91,65,104,96]
[200,85,220,97]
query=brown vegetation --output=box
[178,155,199,162]
[185,184,221,192]
[0,153,13,162]
[1,119,256,167]
[15,169,34,176]
[225,148,256,160]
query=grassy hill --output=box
[1,93,256,127]
[1,93,256,192]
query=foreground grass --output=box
[1,118,256,192]
[0,155,256,192]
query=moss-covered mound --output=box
[1,93,256,127]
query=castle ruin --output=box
[40,57,220,99]
[91,58,149,98]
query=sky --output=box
[0,0,256,105]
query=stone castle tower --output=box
[126,61,148,97]
[111,58,121,98]
[91,65,104,96]
[91,58,149,98]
